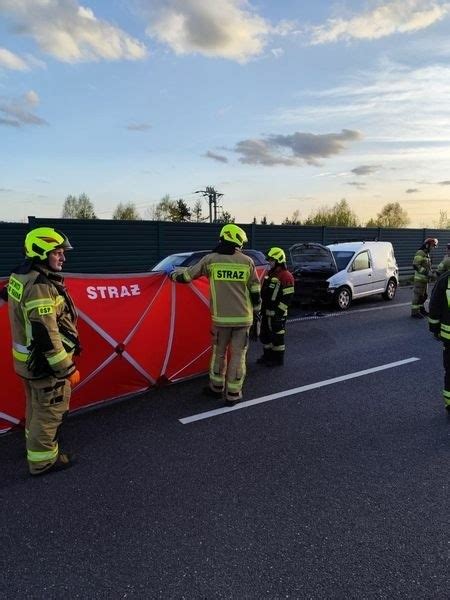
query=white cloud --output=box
[145,0,270,62]
[235,129,362,166]
[310,0,450,44]
[0,89,47,127]
[347,181,367,189]
[126,122,152,132]
[271,48,284,58]
[204,150,229,163]
[351,165,382,175]
[275,62,450,143]
[0,47,29,70]
[24,90,39,106]
[0,0,147,62]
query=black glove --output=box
[249,312,261,341]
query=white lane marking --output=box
[179,357,420,424]
[288,302,410,323]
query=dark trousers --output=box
[260,314,286,364]
[443,345,450,408]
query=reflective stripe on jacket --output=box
[437,256,450,275]
[261,266,295,318]
[428,272,450,343]
[171,250,261,327]
[413,249,432,283]
[7,264,79,379]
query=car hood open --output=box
[289,242,338,277]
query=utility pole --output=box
[195,186,223,223]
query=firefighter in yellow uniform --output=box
[170,224,261,405]
[411,237,438,318]
[437,243,450,276]
[5,227,80,476]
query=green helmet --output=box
[219,224,248,248]
[24,227,73,260]
[266,247,286,263]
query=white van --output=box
[289,241,399,310]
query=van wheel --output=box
[382,278,397,301]
[335,286,352,311]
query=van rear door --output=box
[369,244,390,293]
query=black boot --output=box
[31,452,75,476]
[266,352,284,367]
[202,386,223,399]
[225,392,241,406]
[256,349,272,364]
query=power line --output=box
[194,186,224,223]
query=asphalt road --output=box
[1,287,448,599]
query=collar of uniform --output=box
[269,264,284,276]
[33,262,64,284]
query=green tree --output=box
[169,199,191,222]
[366,202,410,228]
[282,209,301,225]
[192,199,203,222]
[62,193,97,219]
[147,194,176,221]
[434,210,450,229]
[303,199,359,226]
[216,210,235,224]
[112,202,142,220]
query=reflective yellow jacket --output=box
[437,255,450,275]
[171,249,261,327]
[7,262,79,380]
[413,249,432,283]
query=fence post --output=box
[250,222,256,248]
[157,221,163,260]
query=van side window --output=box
[352,251,370,271]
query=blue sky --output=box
[1,0,450,226]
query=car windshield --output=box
[152,255,188,271]
[152,249,267,271]
[291,245,333,268]
[331,251,355,271]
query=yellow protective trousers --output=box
[22,376,71,475]
[209,325,249,400]
[411,281,428,315]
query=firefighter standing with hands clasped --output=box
[170,224,261,405]
[257,247,295,367]
[4,227,81,476]
[410,237,438,319]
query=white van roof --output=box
[327,241,392,252]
